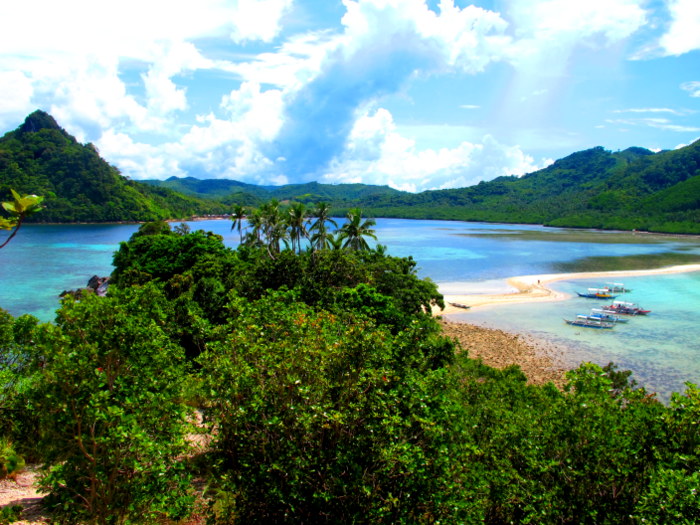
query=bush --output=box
[199,292,472,523]
[0,437,25,479]
[33,285,193,525]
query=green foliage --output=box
[5,207,700,523]
[111,224,227,286]
[200,292,470,523]
[0,310,42,458]
[0,505,23,525]
[0,188,43,249]
[0,111,225,223]
[33,285,193,525]
[0,437,25,479]
[634,468,700,523]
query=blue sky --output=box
[1,0,698,192]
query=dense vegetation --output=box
[0,111,226,222]
[2,111,699,233]
[358,143,700,233]
[1,204,699,523]
[145,142,700,234]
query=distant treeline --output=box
[2,110,699,233]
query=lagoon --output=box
[2,218,700,399]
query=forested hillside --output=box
[147,141,700,234]
[2,110,699,233]
[358,142,700,233]
[0,111,225,222]
[143,177,403,207]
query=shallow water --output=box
[1,218,699,399]
[449,274,700,402]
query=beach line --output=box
[436,263,700,314]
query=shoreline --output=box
[435,264,700,388]
[440,319,569,388]
[436,263,700,314]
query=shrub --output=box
[33,285,193,525]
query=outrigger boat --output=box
[564,315,615,329]
[576,288,618,300]
[448,302,471,310]
[601,300,651,316]
[601,282,631,293]
[589,308,629,323]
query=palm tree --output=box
[230,204,247,243]
[309,202,338,251]
[245,207,264,247]
[260,200,288,258]
[287,202,309,254]
[337,208,377,251]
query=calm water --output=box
[2,218,700,399]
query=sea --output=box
[2,218,700,401]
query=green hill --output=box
[358,142,700,233]
[3,110,699,233]
[0,111,225,222]
[142,177,404,206]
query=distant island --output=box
[2,110,699,233]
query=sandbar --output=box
[435,263,700,315]
[436,263,700,388]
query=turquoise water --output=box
[451,274,700,401]
[1,219,699,399]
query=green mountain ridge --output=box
[2,110,699,233]
[0,111,226,222]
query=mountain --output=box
[356,142,700,233]
[0,111,225,223]
[3,111,699,233]
[142,177,404,205]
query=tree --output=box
[338,208,377,251]
[259,199,288,258]
[0,190,43,250]
[34,286,193,525]
[230,204,247,242]
[287,202,309,254]
[309,202,338,251]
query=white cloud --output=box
[322,107,546,192]
[503,0,647,71]
[0,0,293,144]
[659,0,700,55]
[229,0,294,43]
[606,117,700,133]
[0,72,34,127]
[613,107,690,115]
[681,81,700,98]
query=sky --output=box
[1,0,699,192]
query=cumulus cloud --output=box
[0,72,34,129]
[321,108,546,192]
[268,0,511,180]
[659,0,700,55]
[0,0,689,193]
[0,0,292,143]
[229,0,294,43]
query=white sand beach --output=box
[436,264,700,314]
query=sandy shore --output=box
[436,263,700,314]
[435,264,700,387]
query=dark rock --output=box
[59,276,110,299]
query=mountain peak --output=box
[18,110,63,134]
